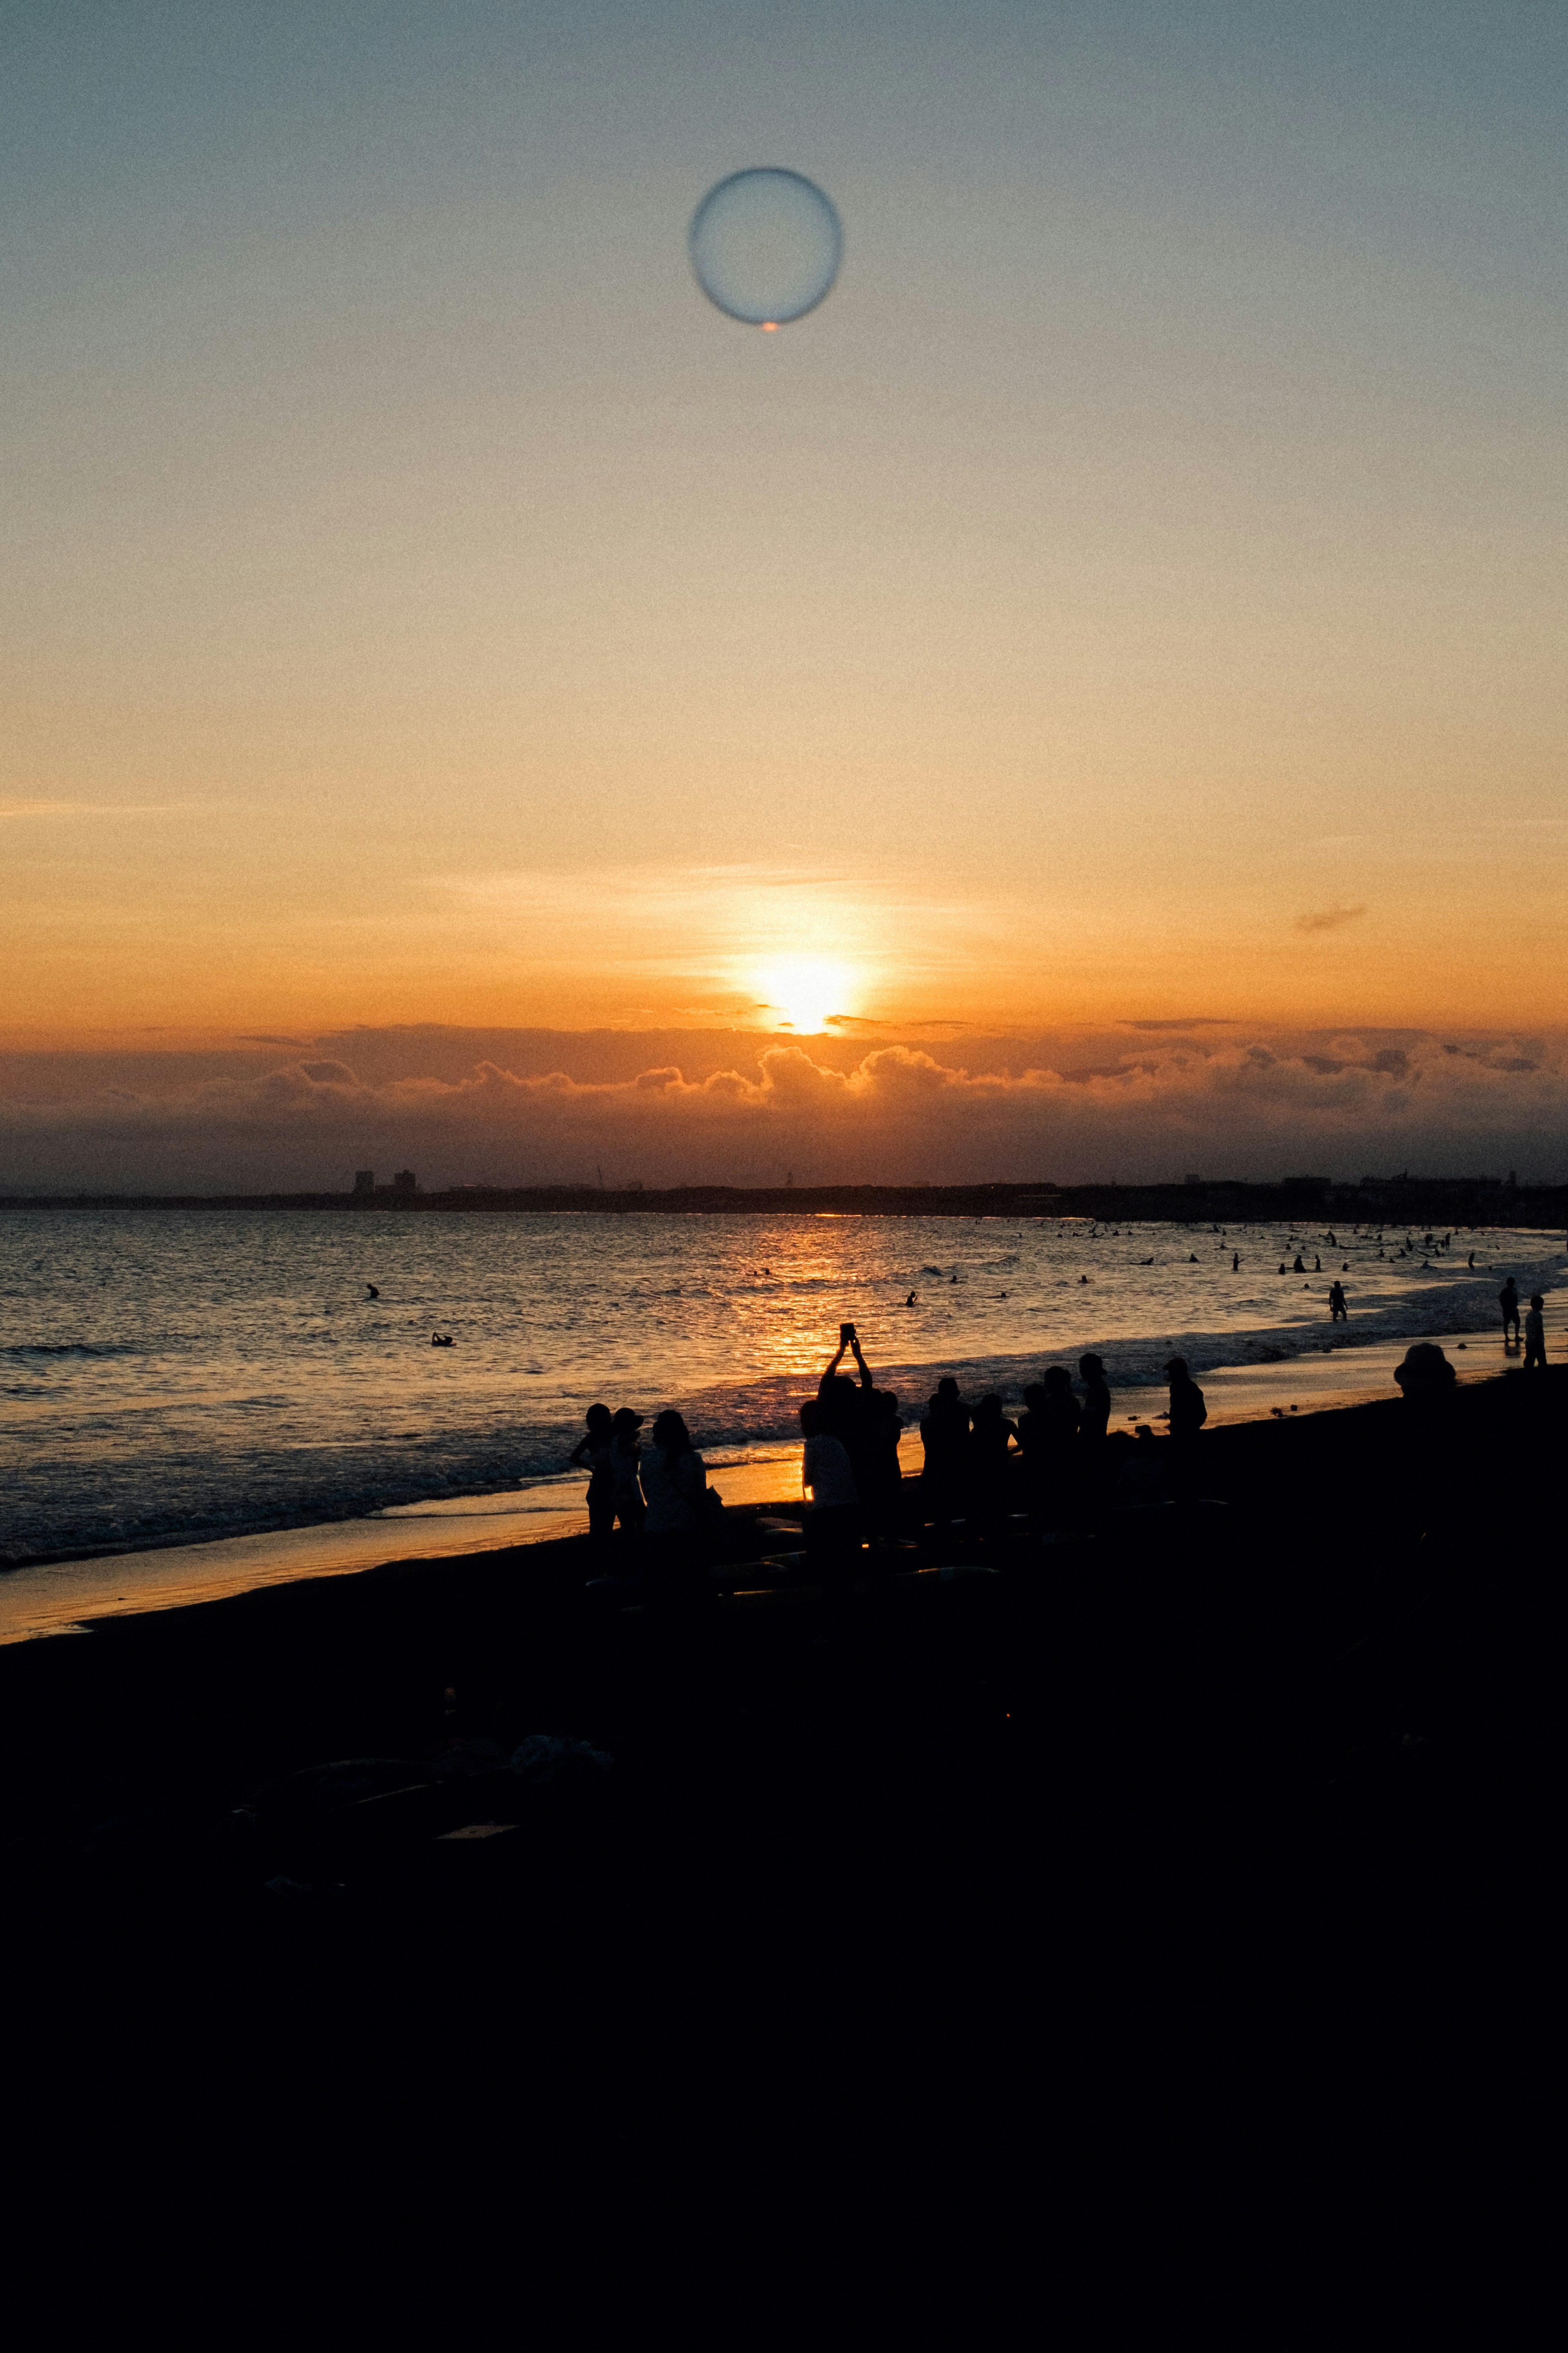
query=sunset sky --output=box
[3,2,1566,1187]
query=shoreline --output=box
[2,1299,1559,1644]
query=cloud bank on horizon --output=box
[2,1028,1561,1195]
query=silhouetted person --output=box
[607,1407,646,1541]
[1394,1342,1456,1401]
[800,1396,860,1568]
[1499,1278,1520,1345]
[1328,1281,1348,1322]
[1021,1367,1080,1523]
[1467,1252,1476,1268]
[1292,1255,1305,1274]
[639,1410,708,1603]
[1078,1352,1111,1445]
[906,1291,917,1307]
[818,1325,878,1494]
[968,1393,1020,1524]
[1164,1357,1206,1494]
[863,1387,906,1535]
[920,1377,970,1530]
[1523,1294,1547,1372]
[569,1402,616,1548]
[366,1284,379,1298]
[1232,1253,1239,1272]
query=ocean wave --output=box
[5,1220,1559,1571]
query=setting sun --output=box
[753,958,858,1034]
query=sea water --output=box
[2,1206,1561,1566]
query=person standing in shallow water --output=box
[1499,1277,1521,1345]
[1327,1280,1348,1323]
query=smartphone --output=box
[841,1321,856,1341]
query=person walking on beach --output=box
[1499,1277,1521,1346]
[1327,1280,1348,1323]
[1523,1294,1547,1372]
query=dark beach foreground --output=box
[5,1371,1557,2297]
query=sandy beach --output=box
[4,1287,1560,1645]
[5,1336,1558,2251]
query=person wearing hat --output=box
[1523,1294,1548,1373]
[606,1407,646,1541]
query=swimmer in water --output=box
[366,1284,379,1298]
[906,1291,917,1307]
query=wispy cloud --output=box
[1296,904,1368,935]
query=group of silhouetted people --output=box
[569,1400,718,1599]
[569,1271,1558,1590]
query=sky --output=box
[2,2,1565,1186]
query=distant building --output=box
[392,1170,416,1193]
[353,1171,375,1193]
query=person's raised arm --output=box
[849,1335,874,1390]
[818,1336,849,1398]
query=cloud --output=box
[1295,904,1368,934]
[2,1029,1566,1193]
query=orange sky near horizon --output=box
[3,3,1565,1059]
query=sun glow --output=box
[754,957,858,1034]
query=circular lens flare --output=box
[689,168,843,327]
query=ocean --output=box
[3,1204,1562,1570]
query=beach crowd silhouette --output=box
[561,1261,1548,1600]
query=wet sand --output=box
[4,1298,1561,1642]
